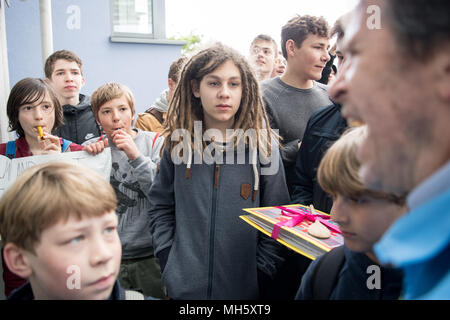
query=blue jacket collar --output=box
[375,188,450,266]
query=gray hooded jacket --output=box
[148,145,290,299]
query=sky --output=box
[165,0,359,56]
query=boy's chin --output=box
[57,281,116,300]
[87,289,114,300]
[70,287,115,300]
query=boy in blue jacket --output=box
[296,127,404,300]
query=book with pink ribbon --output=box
[240,204,344,260]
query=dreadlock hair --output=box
[162,42,279,159]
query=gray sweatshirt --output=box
[104,129,164,259]
[261,78,332,191]
[148,147,290,299]
[148,88,170,113]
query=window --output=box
[110,0,168,41]
[112,0,153,37]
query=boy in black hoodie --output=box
[45,50,101,144]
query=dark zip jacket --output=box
[296,246,403,300]
[53,94,101,144]
[291,103,347,213]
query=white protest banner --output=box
[0,149,112,199]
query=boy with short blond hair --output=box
[0,162,124,300]
[87,82,165,298]
[296,126,404,300]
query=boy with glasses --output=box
[249,34,278,82]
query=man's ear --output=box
[44,77,52,85]
[433,51,450,102]
[191,80,200,98]
[286,39,296,58]
[80,76,86,89]
[168,78,176,91]
[3,243,33,279]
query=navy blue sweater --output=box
[296,246,403,300]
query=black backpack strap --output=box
[311,245,346,300]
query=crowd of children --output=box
[0,0,449,301]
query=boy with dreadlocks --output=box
[148,43,290,299]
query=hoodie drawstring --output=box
[184,140,259,202]
[251,144,258,201]
[186,141,192,180]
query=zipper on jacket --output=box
[207,164,220,299]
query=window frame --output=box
[109,0,169,43]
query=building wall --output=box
[4,0,183,114]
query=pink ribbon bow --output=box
[270,206,341,240]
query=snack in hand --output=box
[37,126,44,140]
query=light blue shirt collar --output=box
[407,161,450,210]
[375,161,450,266]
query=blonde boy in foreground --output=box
[0,162,130,300]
